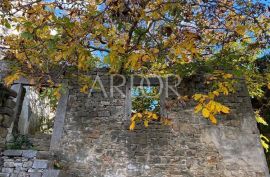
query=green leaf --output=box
[21,32,33,40]
[48,40,56,50]
[4,20,11,29]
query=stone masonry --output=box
[0,150,60,177]
[47,70,270,177]
[0,84,17,150]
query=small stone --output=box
[43,169,60,177]
[27,169,36,173]
[22,150,37,159]
[32,160,48,169]
[3,150,23,157]
[2,116,13,128]
[144,165,150,170]
[2,168,14,173]
[14,162,23,168]
[10,174,18,177]
[4,161,15,168]
[127,164,137,170]
[36,151,50,159]
[101,101,110,106]
[23,161,33,168]
[0,127,7,138]
[0,173,10,177]
[29,172,42,177]
[18,172,27,177]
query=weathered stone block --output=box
[1,168,14,173]
[0,127,8,138]
[36,151,51,160]
[3,150,23,157]
[29,172,42,177]
[14,162,23,168]
[9,173,18,177]
[0,173,10,177]
[2,116,13,128]
[42,169,60,177]
[5,99,16,109]
[17,171,27,177]
[32,160,48,169]
[22,150,37,159]
[22,161,33,168]
[3,161,15,168]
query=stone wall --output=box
[51,71,269,177]
[0,150,60,177]
[0,60,9,82]
[0,84,17,150]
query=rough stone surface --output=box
[51,72,270,177]
[3,151,22,157]
[43,169,60,177]
[0,172,10,177]
[29,172,42,177]
[0,83,17,150]
[22,151,37,159]
[0,70,269,177]
[0,150,57,177]
[32,160,48,169]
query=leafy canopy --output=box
[0,0,270,127]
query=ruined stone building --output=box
[0,64,269,177]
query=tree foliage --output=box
[0,1,270,130]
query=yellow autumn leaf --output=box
[144,120,149,127]
[267,83,270,90]
[80,85,89,94]
[142,55,151,62]
[223,88,229,95]
[151,48,159,54]
[54,53,62,62]
[129,121,136,130]
[223,73,233,79]
[208,101,216,112]
[255,112,268,126]
[261,134,270,142]
[163,118,172,125]
[137,113,143,118]
[221,106,230,114]
[260,135,270,152]
[125,53,142,70]
[209,114,217,124]
[194,104,203,113]
[202,108,210,118]
[261,139,269,152]
[208,92,215,99]
[131,114,137,121]
[235,25,247,35]
[193,94,202,101]
[213,91,219,96]
[53,89,61,99]
[256,116,268,126]
[152,113,158,120]
[4,72,21,86]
